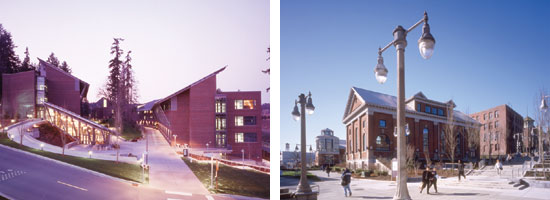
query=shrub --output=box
[381,171,388,176]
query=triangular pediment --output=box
[343,87,365,120]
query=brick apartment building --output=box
[342,87,479,170]
[149,67,263,160]
[470,105,523,159]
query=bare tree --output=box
[262,47,270,92]
[465,109,481,161]
[444,102,458,173]
[406,144,415,173]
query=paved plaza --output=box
[281,170,550,200]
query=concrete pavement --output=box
[281,170,550,200]
[144,127,210,195]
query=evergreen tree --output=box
[0,24,21,99]
[107,38,124,136]
[47,52,60,68]
[60,61,72,74]
[0,24,20,74]
[20,47,34,72]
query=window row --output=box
[234,116,257,126]
[480,110,499,121]
[482,120,500,130]
[234,100,256,110]
[416,103,444,116]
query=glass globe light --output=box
[374,54,388,84]
[292,101,300,121]
[306,93,315,115]
[540,98,548,110]
[418,22,435,59]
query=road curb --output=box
[0,143,142,187]
[0,190,16,200]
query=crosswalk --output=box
[0,169,27,182]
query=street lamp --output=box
[373,11,435,200]
[539,95,549,176]
[241,149,245,169]
[40,143,44,151]
[88,151,93,159]
[173,134,177,147]
[206,143,209,152]
[291,92,316,196]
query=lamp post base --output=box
[293,191,319,200]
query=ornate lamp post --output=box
[291,92,316,197]
[539,96,549,176]
[373,12,435,200]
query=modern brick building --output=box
[342,87,479,170]
[315,128,341,166]
[470,105,523,159]
[2,59,113,145]
[150,67,263,160]
[2,59,88,119]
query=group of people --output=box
[338,160,472,197]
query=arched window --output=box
[423,128,429,152]
[375,135,390,151]
[456,133,462,156]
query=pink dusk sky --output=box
[0,0,270,104]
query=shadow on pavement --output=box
[427,192,485,196]
[356,196,392,199]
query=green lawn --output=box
[281,170,321,181]
[121,125,142,141]
[0,133,147,183]
[183,158,270,199]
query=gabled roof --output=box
[138,99,160,112]
[343,87,479,124]
[155,66,227,105]
[38,58,89,97]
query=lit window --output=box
[216,117,226,130]
[379,120,386,128]
[235,100,256,110]
[103,99,108,108]
[235,116,244,126]
[235,133,244,143]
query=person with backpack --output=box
[495,159,503,175]
[341,168,352,197]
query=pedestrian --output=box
[420,167,433,194]
[431,167,438,193]
[341,168,352,197]
[506,154,512,163]
[458,160,466,181]
[326,165,332,177]
[495,159,503,175]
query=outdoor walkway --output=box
[6,120,138,164]
[143,127,210,195]
[281,170,549,200]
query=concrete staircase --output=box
[437,176,525,190]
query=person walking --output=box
[326,165,332,177]
[458,160,466,181]
[341,168,352,197]
[495,159,503,175]
[431,167,439,193]
[420,167,433,194]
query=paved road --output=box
[281,170,549,200]
[0,145,224,200]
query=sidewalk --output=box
[6,120,138,163]
[143,127,210,195]
[284,170,550,200]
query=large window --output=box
[235,100,256,110]
[235,132,257,143]
[379,120,386,128]
[438,109,444,116]
[215,99,226,113]
[417,103,421,111]
[363,133,366,151]
[432,108,437,115]
[495,111,499,118]
[495,120,499,128]
[489,112,493,119]
[216,117,226,131]
[425,106,431,113]
[423,128,429,152]
[355,128,359,152]
[235,116,244,126]
[216,132,226,147]
[244,116,256,125]
[441,131,445,152]
[375,135,390,151]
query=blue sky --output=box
[280,0,550,151]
